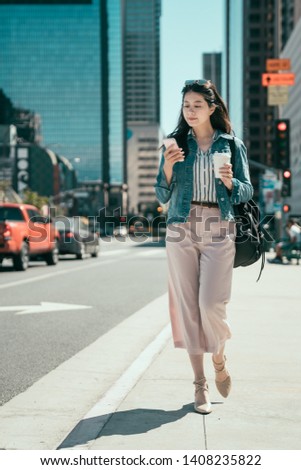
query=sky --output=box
[160,0,225,136]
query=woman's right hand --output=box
[163,144,185,170]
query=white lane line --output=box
[0,251,132,290]
[101,249,131,257]
[59,322,171,450]
[135,249,166,258]
[0,302,92,316]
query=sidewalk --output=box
[59,257,301,451]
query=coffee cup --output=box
[213,153,231,178]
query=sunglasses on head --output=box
[184,79,210,86]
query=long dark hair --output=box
[168,81,232,155]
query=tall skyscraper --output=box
[241,0,301,196]
[125,0,160,125]
[107,0,125,185]
[280,14,301,215]
[203,53,222,95]
[226,0,301,225]
[0,0,161,215]
[0,1,106,183]
[242,0,279,197]
[125,0,162,215]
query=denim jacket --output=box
[154,130,253,224]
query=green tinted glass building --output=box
[0,0,125,184]
[107,0,125,184]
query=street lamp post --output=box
[103,182,110,208]
[122,183,128,215]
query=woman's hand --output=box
[163,144,185,170]
[219,163,233,191]
[162,144,185,185]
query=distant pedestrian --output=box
[154,80,253,414]
[269,218,301,264]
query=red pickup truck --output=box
[0,203,60,271]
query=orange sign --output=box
[262,73,295,86]
[266,58,291,72]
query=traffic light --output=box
[283,203,291,213]
[274,119,290,169]
[281,169,292,197]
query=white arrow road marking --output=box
[0,302,92,315]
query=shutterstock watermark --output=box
[25,206,275,245]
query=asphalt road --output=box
[0,236,168,406]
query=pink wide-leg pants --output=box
[166,205,236,355]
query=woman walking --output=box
[154,80,253,414]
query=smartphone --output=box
[163,137,179,149]
[163,137,184,162]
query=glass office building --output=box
[0,0,162,198]
[107,0,125,184]
[0,0,106,182]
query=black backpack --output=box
[229,138,265,282]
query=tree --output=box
[22,189,49,210]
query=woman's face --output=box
[182,91,215,128]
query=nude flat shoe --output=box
[193,377,212,414]
[212,355,232,398]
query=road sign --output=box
[266,58,291,72]
[267,86,289,105]
[262,73,295,86]
[262,170,277,186]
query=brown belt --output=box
[191,201,219,208]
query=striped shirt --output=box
[192,132,217,203]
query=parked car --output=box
[0,203,59,271]
[54,216,99,259]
